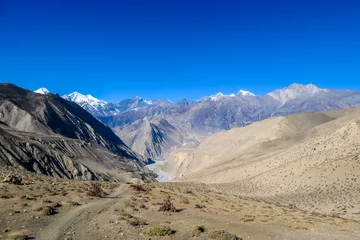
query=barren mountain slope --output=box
[114,118,199,159]
[0,123,153,181]
[166,108,360,220]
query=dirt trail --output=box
[37,184,130,240]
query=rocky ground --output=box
[1,167,360,240]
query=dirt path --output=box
[37,184,130,240]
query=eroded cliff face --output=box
[0,123,153,181]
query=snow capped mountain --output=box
[209,92,225,101]
[34,88,50,94]
[62,83,356,122]
[237,90,255,96]
[202,90,254,101]
[267,83,323,104]
[62,92,107,110]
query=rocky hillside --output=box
[0,84,154,181]
[114,118,199,159]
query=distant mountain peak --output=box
[238,90,255,96]
[203,90,254,101]
[267,83,324,104]
[62,91,107,109]
[34,87,50,94]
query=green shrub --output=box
[208,230,242,240]
[119,210,133,219]
[10,234,29,240]
[42,207,55,216]
[192,225,206,237]
[144,226,175,236]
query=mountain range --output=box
[35,83,360,160]
[0,84,154,181]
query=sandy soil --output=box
[1,167,360,240]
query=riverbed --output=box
[146,160,170,182]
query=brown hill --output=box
[165,108,360,220]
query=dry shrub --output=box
[144,226,175,236]
[158,195,177,212]
[87,182,102,197]
[208,230,242,240]
[195,204,206,209]
[129,184,146,192]
[10,234,29,240]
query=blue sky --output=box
[1,0,360,101]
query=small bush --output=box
[181,197,190,204]
[158,195,177,212]
[119,210,133,219]
[129,184,146,192]
[195,204,206,209]
[128,218,148,227]
[49,202,62,208]
[10,234,29,240]
[192,225,206,237]
[87,182,102,197]
[144,226,175,236]
[2,175,22,185]
[183,189,193,194]
[68,201,81,206]
[21,195,36,200]
[42,206,55,216]
[208,230,242,240]
[0,194,12,199]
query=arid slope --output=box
[165,108,360,220]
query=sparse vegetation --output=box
[21,195,36,200]
[10,234,29,240]
[129,184,146,192]
[144,226,175,236]
[158,195,177,212]
[192,225,206,237]
[68,201,81,206]
[2,175,22,185]
[87,182,102,197]
[49,202,62,208]
[195,203,206,209]
[119,210,133,218]
[42,206,55,215]
[208,230,242,240]
[128,217,148,227]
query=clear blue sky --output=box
[1,0,360,101]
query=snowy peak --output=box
[210,92,225,101]
[203,90,253,101]
[34,88,50,94]
[200,92,234,101]
[237,90,255,96]
[62,92,107,109]
[267,83,324,104]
